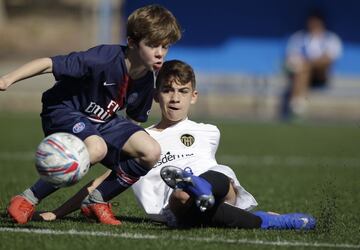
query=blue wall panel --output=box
[124,0,360,75]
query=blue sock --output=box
[96,158,150,202]
[252,211,316,230]
[24,179,59,204]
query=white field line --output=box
[1,151,359,167]
[0,227,359,249]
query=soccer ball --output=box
[35,132,90,187]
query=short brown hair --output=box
[156,60,196,90]
[127,5,182,45]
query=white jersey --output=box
[286,30,342,61]
[132,118,258,223]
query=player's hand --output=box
[0,76,10,91]
[39,212,57,221]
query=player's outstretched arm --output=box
[0,58,53,91]
[40,170,112,221]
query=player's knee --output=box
[171,189,191,204]
[84,135,108,164]
[123,131,161,168]
[200,171,230,201]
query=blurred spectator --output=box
[280,10,343,120]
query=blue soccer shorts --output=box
[40,105,144,169]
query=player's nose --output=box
[170,91,180,102]
[155,46,165,58]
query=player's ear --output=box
[190,90,198,104]
[127,37,137,49]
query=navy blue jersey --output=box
[42,45,155,123]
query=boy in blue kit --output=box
[0,4,182,225]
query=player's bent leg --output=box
[200,170,230,201]
[164,170,262,229]
[195,171,262,229]
[122,130,161,168]
[93,131,160,199]
[168,192,261,229]
[80,132,160,225]
[92,132,161,203]
[160,166,215,212]
[84,135,108,164]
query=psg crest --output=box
[180,134,195,147]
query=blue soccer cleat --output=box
[160,166,215,212]
[253,211,316,230]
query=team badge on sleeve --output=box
[72,122,86,134]
[180,134,195,147]
[127,92,138,104]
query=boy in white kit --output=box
[40,60,316,230]
[133,122,259,226]
[132,60,315,229]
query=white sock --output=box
[22,189,39,205]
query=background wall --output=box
[125,0,360,121]
[125,0,360,76]
[0,0,359,121]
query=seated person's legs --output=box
[288,61,312,116]
[284,58,331,117]
[309,62,330,87]
[281,59,310,119]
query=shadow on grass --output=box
[1,209,165,229]
[30,211,161,226]
[2,210,191,231]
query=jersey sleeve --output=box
[286,31,305,57]
[126,75,156,123]
[325,32,343,60]
[51,45,110,81]
[208,125,221,157]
